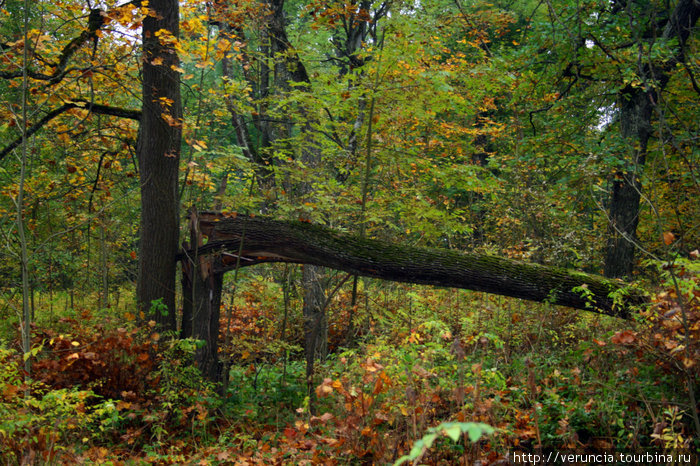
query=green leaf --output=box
[394,422,494,466]
[407,438,425,458]
[422,433,437,448]
[444,423,462,442]
[466,423,494,442]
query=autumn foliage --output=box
[1,0,699,463]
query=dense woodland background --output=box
[0,0,699,463]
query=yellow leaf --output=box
[216,38,231,51]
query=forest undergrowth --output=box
[1,259,698,464]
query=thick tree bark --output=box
[136,0,182,330]
[181,210,224,382]
[189,210,646,318]
[181,257,224,382]
[604,87,652,278]
[604,0,700,277]
[302,264,327,411]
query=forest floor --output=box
[1,265,698,464]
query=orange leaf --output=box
[662,231,675,245]
[611,330,636,345]
[372,377,384,395]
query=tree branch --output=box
[0,100,140,162]
[0,1,142,85]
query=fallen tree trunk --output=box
[189,210,647,319]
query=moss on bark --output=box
[188,210,647,318]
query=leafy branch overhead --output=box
[0,100,140,162]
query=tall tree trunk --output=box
[18,0,32,386]
[137,0,182,330]
[604,88,652,278]
[303,264,327,409]
[265,0,330,404]
[100,223,109,309]
[604,0,700,277]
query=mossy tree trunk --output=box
[193,210,646,315]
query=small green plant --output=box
[0,346,120,462]
[150,337,219,441]
[651,407,689,451]
[394,421,495,465]
[149,298,169,317]
[572,284,595,309]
